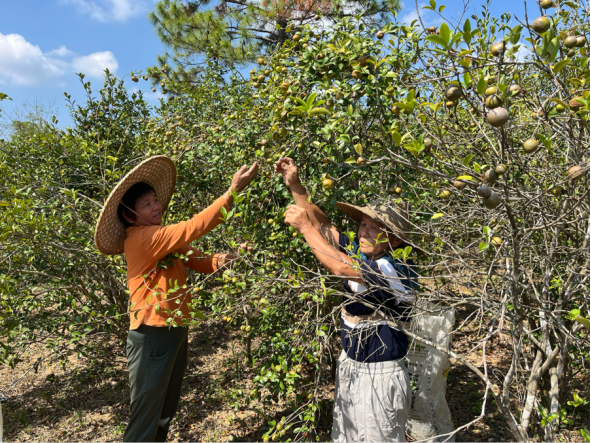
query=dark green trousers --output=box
[124,325,188,442]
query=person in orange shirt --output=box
[94,156,258,442]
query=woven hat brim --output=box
[94,156,177,255]
[336,201,425,255]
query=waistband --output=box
[131,324,189,334]
[338,350,407,374]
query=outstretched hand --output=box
[284,205,312,234]
[230,162,259,193]
[274,157,300,188]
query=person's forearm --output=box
[300,225,359,279]
[289,182,331,228]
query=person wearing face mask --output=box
[94,156,258,442]
[275,157,421,443]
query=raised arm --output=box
[139,162,259,261]
[275,157,339,246]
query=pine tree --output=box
[147,0,401,87]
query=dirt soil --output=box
[1,305,588,442]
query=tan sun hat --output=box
[94,155,177,255]
[336,199,425,254]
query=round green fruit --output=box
[487,107,510,127]
[541,0,553,8]
[564,36,578,48]
[532,16,551,34]
[575,36,587,47]
[495,164,507,175]
[453,180,467,190]
[483,193,502,209]
[523,138,539,154]
[485,94,504,109]
[484,169,498,183]
[567,165,586,181]
[485,85,498,96]
[509,84,521,94]
[445,85,462,101]
[491,41,505,56]
[491,237,503,247]
[549,186,563,196]
[477,185,492,198]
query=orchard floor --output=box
[1,305,588,442]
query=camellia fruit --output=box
[357,156,366,166]
[495,164,507,175]
[477,185,492,198]
[509,84,521,94]
[569,97,584,111]
[484,169,498,183]
[445,84,462,101]
[523,138,539,154]
[567,165,586,181]
[392,105,401,115]
[485,85,498,96]
[555,103,566,113]
[564,36,578,48]
[487,107,510,127]
[257,57,265,65]
[491,41,505,56]
[483,193,501,209]
[352,70,362,79]
[453,179,467,190]
[491,237,503,247]
[485,94,504,109]
[532,16,551,34]
[439,190,451,199]
[376,30,385,39]
[541,0,553,8]
[322,178,334,190]
[549,186,563,196]
[575,36,586,47]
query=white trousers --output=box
[332,351,411,443]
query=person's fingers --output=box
[246,161,259,176]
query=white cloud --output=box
[72,51,118,77]
[0,33,118,86]
[400,2,444,27]
[63,0,147,22]
[47,45,76,58]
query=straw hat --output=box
[336,199,424,254]
[94,156,177,255]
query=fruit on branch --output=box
[532,16,551,34]
[491,236,503,247]
[439,190,451,198]
[575,36,587,47]
[487,107,510,127]
[483,192,502,209]
[258,75,265,82]
[567,165,586,181]
[257,57,265,65]
[485,86,498,96]
[549,186,563,196]
[477,185,492,198]
[491,41,505,56]
[357,156,366,166]
[445,101,455,108]
[392,105,401,114]
[567,49,576,58]
[555,103,566,113]
[445,85,463,101]
[564,36,578,48]
[131,76,138,82]
[486,94,504,109]
[322,178,334,190]
[523,138,539,154]
[484,169,499,183]
[424,138,433,152]
[569,97,584,111]
[541,0,554,8]
[352,70,362,79]
[292,34,300,42]
[495,164,507,175]
[376,30,385,39]
[453,179,467,190]
[509,84,521,94]
[358,55,368,66]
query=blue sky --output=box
[0,0,539,129]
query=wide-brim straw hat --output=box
[336,199,425,255]
[94,156,177,255]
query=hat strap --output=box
[119,200,160,226]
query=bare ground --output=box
[1,305,588,442]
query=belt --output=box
[342,308,411,329]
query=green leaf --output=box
[439,22,451,45]
[308,107,330,116]
[392,130,402,145]
[479,242,489,251]
[463,19,471,34]
[457,175,476,181]
[431,213,444,219]
[477,77,486,95]
[575,317,590,330]
[194,309,206,320]
[425,35,448,49]
[581,429,590,443]
[483,226,491,235]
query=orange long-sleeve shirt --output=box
[124,196,229,330]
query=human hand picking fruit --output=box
[284,205,312,234]
[230,162,259,193]
[275,157,300,188]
